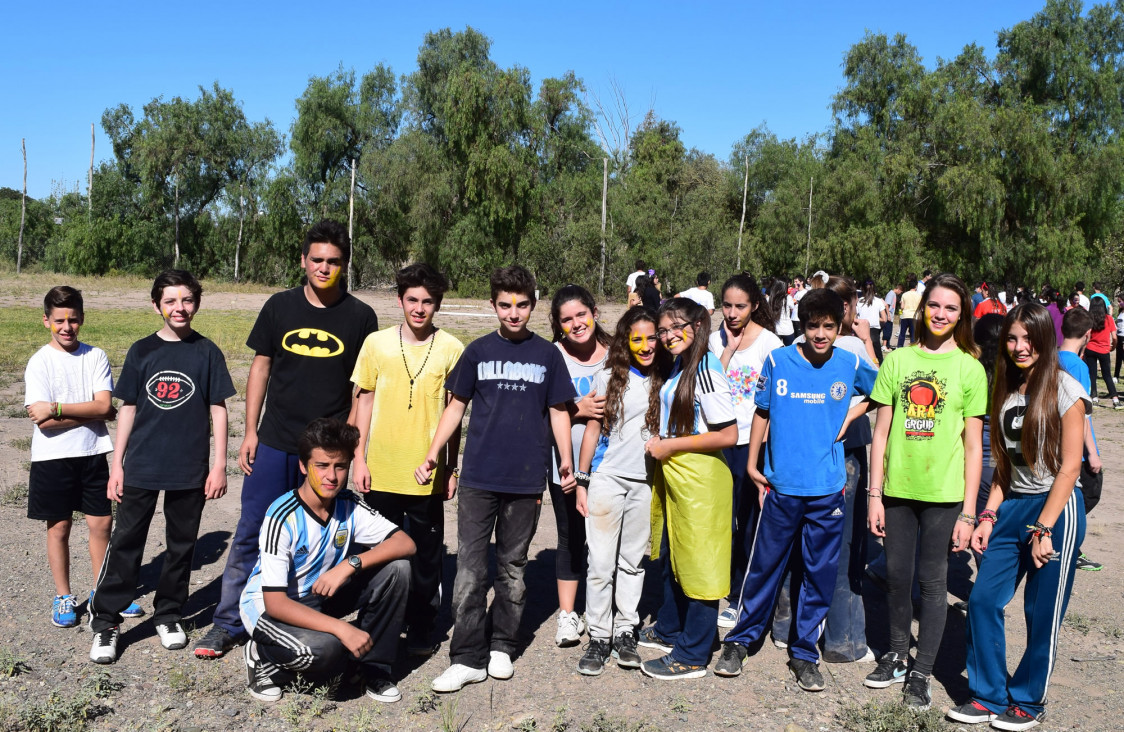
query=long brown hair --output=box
[601,307,668,438]
[657,298,712,437]
[825,275,859,335]
[991,303,1064,483]
[549,284,612,347]
[915,273,980,357]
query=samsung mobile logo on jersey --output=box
[477,361,547,383]
[773,379,824,404]
[282,328,344,358]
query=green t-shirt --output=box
[870,345,988,503]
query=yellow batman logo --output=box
[282,328,345,358]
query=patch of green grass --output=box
[1065,612,1093,635]
[0,648,29,677]
[8,436,31,452]
[836,700,954,731]
[16,671,123,732]
[669,696,691,714]
[279,676,337,727]
[409,688,438,714]
[0,481,28,508]
[579,711,659,732]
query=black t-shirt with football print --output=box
[114,332,236,490]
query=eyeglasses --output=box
[656,322,691,339]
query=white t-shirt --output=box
[999,372,1090,495]
[855,298,887,328]
[676,288,715,312]
[23,343,114,462]
[1078,293,1091,310]
[626,270,644,293]
[708,327,783,444]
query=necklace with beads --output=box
[400,325,436,410]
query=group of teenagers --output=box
[21,221,1100,730]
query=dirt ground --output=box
[1,282,1123,731]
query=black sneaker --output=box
[637,625,674,654]
[991,705,1045,731]
[1076,553,1103,571]
[640,654,706,680]
[244,641,282,703]
[947,700,997,724]
[577,638,612,676]
[194,624,238,659]
[902,671,931,709]
[713,641,748,677]
[612,631,641,669]
[864,651,908,688]
[788,658,825,691]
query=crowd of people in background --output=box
[21,232,1114,731]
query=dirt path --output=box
[0,279,1121,730]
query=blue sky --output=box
[2,1,1041,199]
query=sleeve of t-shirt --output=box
[697,353,736,430]
[363,305,379,338]
[113,345,141,404]
[207,343,238,404]
[246,296,276,356]
[546,345,579,407]
[445,340,479,399]
[754,352,776,412]
[350,334,380,391]
[91,348,114,394]
[23,352,51,406]
[1057,372,1092,417]
[351,499,401,546]
[258,514,294,592]
[854,356,879,397]
[707,330,725,358]
[592,367,609,396]
[869,352,897,406]
[962,359,989,417]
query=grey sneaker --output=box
[577,638,611,676]
[902,671,931,709]
[788,658,825,691]
[713,641,748,677]
[612,631,641,669]
[637,626,674,654]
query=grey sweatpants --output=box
[584,472,652,640]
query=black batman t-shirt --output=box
[248,288,378,454]
[114,332,236,490]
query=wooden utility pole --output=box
[88,123,94,220]
[599,157,608,296]
[17,139,26,275]
[736,155,748,271]
[173,173,180,267]
[347,157,356,291]
[804,176,814,278]
[235,182,244,282]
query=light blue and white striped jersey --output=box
[658,352,736,437]
[239,489,399,633]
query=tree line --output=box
[3,0,1124,298]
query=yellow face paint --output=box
[629,332,647,355]
[925,310,955,336]
[562,323,572,334]
[585,317,594,329]
[324,269,340,287]
[511,295,518,307]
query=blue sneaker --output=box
[88,591,145,619]
[52,594,78,627]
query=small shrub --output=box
[410,689,438,714]
[0,649,29,677]
[836,700,953,731]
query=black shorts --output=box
[27,455,112,521]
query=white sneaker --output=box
[857,647,876,662]
[365,678,402,703]
[90,625,119,664]
[717,606,739,629]
[487,650,514,680]
[156,622,188,650]
[431,664,487,693]
[554,610,585,647]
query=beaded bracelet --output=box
[977,509,998,525]
[1026,522,1053,540]
[55,402,62,418]
[957,512,977,526]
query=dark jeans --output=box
[364,490,445,645]
[449,486,542,669]
[723,443,758,604]
[883,497,961,677]
[1115,337,1124,379]
[91,486,206,631]
[654,523,718,666]
[896,318,915,347]
[880,321,894,347]
[252,558,410,682]
[548,481,586,582]
[1084,349,1118,400]
[213,444,303,638]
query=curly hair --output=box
[602,306,668,438]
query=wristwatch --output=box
[346,555,362,572]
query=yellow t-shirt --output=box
[350,327,464,495]
[900,289,923,319]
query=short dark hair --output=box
[922,269,932,278]
[151,269,203,305]
[490,265,536,302]
[696,271,710,287]
[1075,280,1086,292]
[396,263,449,305]
[1062,306,1094,339]
[798,288,845,326]
[1093,281,1105,292]
[634,259,646,272]
[302,220,351,262]
[298,418,360,465]
[44,286,83,316]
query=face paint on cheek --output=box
[325,270,340,287]
[585,318,594,330]
[629,334,646,355]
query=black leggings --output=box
[1115,337,1124,380]
[1084,349,1118,399]
[882,497,961,677]
[549,481,587,582]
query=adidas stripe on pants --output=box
[965,488,1085,717]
